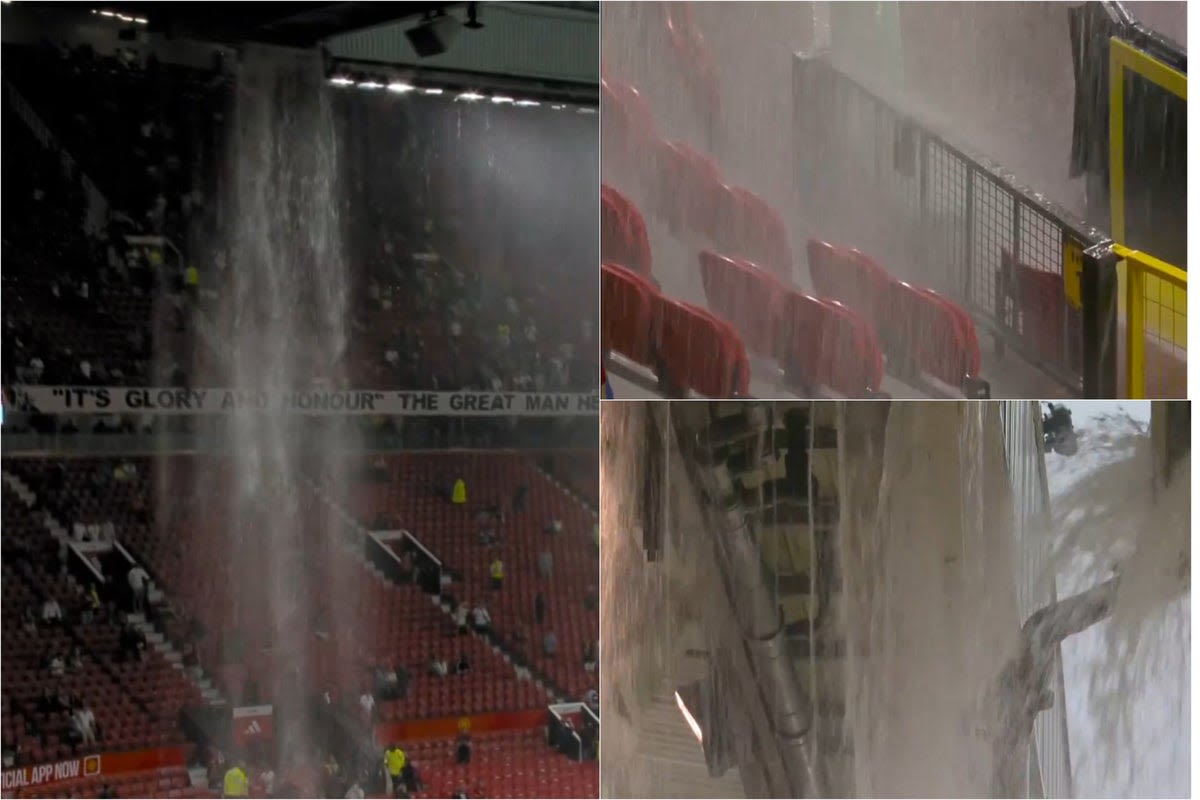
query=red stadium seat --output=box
[778,291,883,397]
[1002,249,1079,372]
[601,184,652,276]
[654,140,723,236]
[602,263,661,367]
[881,281,976,390]
[655,298,751,397]
[602,77,658,182]
[806,238,891,320]
[719,188,793,282]
[696,250,786,358]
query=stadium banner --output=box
[0,746,185,791]
[10,386,600,416]
[232,705,275,747]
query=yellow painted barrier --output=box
[1108,38,1187,399]
[1115,245,1187,399]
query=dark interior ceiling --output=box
[9,2,595,50]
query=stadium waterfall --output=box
[604,403,1188,797]
[220,47,355,761]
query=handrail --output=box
[1114,245,1187,399]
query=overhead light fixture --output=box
[515,100,541,108]
[550,104,567,111]
[357,81,384,90]
[491,95,513,105]
[91,8,147,23]
[328,76,355,86]
[422,88,445,96]
[406,11,461,58]
[456,91,484,102]
[387,81,415,93]
[577,107,597,114]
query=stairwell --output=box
[303,476,560,703]
[2,468,228,708]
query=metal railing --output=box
[1106,34,1187,399]
[1116,246,1187,399]
[792,52,1118,397]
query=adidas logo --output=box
[244,720,262,736]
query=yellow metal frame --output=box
[1108,37,1187,398]
[1115,244,1187,398]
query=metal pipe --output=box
[683,405,824,797]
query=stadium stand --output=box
[332,453,600,703]
[3,8,599,797]
[599,37,987,398]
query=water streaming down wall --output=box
[841,402,1022,797]
[219,46,356,760]
[1000,403,1071,798]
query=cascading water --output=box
[217,46,357,765]
[602,402,1188,798]
[841,402,1022,797]
[1045,416,1189,797]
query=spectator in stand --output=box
[344,779,365,799]
[538,549,554,579]
[118,620,146,662]
[127,563,150,614]
[451,789,468,799]
[584,689,599,713]
[97,783,115,799]
[455,727,472,765]
[489,557,504,590]
[383,743,406,798]
[259,766,276,797]
[66,645,84,672]
[470,604,491,634]
[41,596,64,625]
[21,606,38,634]
[545,517,563,536]
[74,702,98,745]
[543,630,559,658]
[451,477,467,505]
[453,601,469,635]
[430,654,449,678]
[43,648,65,678]
[359,689,375,724]
[223,760,249,799]
[455,653,470,675]
[375,664,398,701]
[583,641,598,673]
[535,591,547,625]
[322,751,343,799]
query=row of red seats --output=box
[602,262,751,398]
[603,81,795,284]
[405,729,598,800]
[336,453,599,700]
[807,239,986,394]
[603,254,887,398]
[603,65,987,397]
[601,184,652,278]
[697,251,885,396]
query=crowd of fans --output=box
[2,19,598,800]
